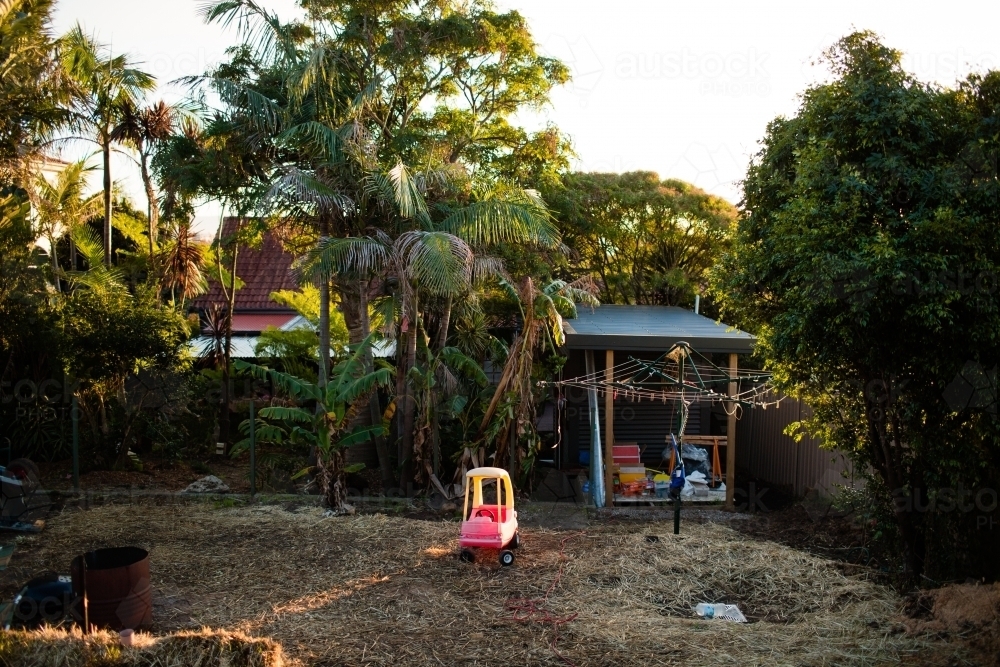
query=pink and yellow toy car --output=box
[458,467,521,566]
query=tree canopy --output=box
[713,31,1000,581]
[546,171,737,310]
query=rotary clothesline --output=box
[541,343,785,414]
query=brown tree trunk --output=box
[359,280,395,490]
[319,447,348,511]
[338,282,366,345]
[218,225,240,451]
[864,385,923,579]
[49,233,61,292]
[435,295,452,351]
[318,217,331,388]
[101,140,113,267]
[399,293,419,492]
[140,150,157,259]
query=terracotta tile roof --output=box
[191,218,299,313]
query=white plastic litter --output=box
[694,603,747,622]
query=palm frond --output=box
[336,424,386,448]
[211,77,281,134]
[278,120,347,161]
[395,231,473,296]
[300,234,390,282]
[363,163,430,224]
[440,347,489,386]
[265,167,354,216]
[438,187,559,249]
[233,359,323,402]
[340,367,394,404]
[198,0,296,66]
[471,254,508,285]
[257,406,314,423]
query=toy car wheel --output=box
[459,549,475,563]
[510,531,521,549]
[499,549,515,566]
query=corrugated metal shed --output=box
[558,350,715,467]
[564,305,755,353]
[736,396,856,497]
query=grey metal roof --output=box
[563,305,755,354]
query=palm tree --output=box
[305,162,560,488]
[195,0,567,490]
[235,333,393,510]
[159,219,207,306]
[64,223,127,293]
[29,159,102,288]
[110,100,176,257]
[0,0,71,183]
[60,25,154,266]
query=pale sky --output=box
[52,0,1000,237]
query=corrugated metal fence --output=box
[736,396,856,497]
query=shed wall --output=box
[735,396,856,497]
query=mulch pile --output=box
[0,627,286,667]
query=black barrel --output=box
[71,547,151,631]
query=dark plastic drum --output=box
[71,547,152,631]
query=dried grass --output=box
[8,501,968,666]
[0,626,286,667]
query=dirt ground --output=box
[0,496,984,667]
[36,456,260,494]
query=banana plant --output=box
[234,332,393,510]
[479,277,599,478]
[407,335,489,488]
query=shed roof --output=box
[563,305,755,354]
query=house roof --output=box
[190,218,298,313]
[562,305,755,354]
[230,313,298,333]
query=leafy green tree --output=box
[712,32,1000,580]
[235,334,394,510]
[61,279,190,467]
[61,25,154,265]
[0,0,71,184]
[546,172,736,310]
[191,0,572,489]
[29,159,101,287]
[0,190,67,460]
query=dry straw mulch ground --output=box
[0,626,287,667]
[5,501,969,666]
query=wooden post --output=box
[249,399,256,497]
[72,395,80,493]
[726,353,738,508]
[604,349,615,507]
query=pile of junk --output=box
[612,442,726,500]
[0,459,152,634]
[2,546,152,634]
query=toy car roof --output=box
[465,466,511,479]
